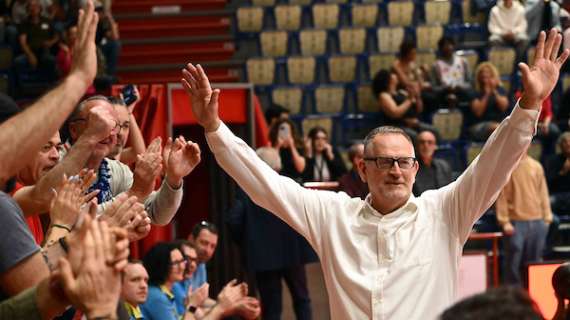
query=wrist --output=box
[165,174,182,189]
[204,119,221,133]
[519,95,541,110]
[65,73,91,97]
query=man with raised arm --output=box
[182,30,568,319]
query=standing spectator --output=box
[489,0,529,60]
[338,142,369,199]
[496,154,552,285]
[269,119,306,183]
[412,130,453,196]
[95,3,120,78]
[372,69,438,138]
[526,0,562,43]
[546,132,570,214]
[431,36,473,109]
[467,62,510,141]
[57,24,96,94]
[15,0,59,82]
[226,147,317,320]
[303,126,346,182]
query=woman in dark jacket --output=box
[302,126,346,182]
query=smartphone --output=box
[278,123,290,140]
[121,84,137,105]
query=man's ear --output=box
[357,160,367,183]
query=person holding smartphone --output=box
[268,119,306,183]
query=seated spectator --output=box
[412,130,453,196]
[57,23,96,94]
[121,260,149,320]
[95,3,120,78]
[172,240,199,316]
[10,0,28,25]
[372,69,438,138]
[553,263,570,320]
[545,132,570,214]
[431,36,473,109]
[15,0,59,82]
[338,142,368,199]
[302,126,346,182]
[489,0,529,60]
[467,62,510,141]
[496,153,552,285]
[269,119,306,183]
[226,147,317,320]
[440,287,543,319]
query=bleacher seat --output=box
[416,25,443,50]
[339,28,367,54]
[289,0,312,4]
[247,58,276,85]
[299,29,328,56]
[415,50,436,69]
[252,0,276,6]
[328,55,357,83]
[327,0,348,3]
[456,50,479,73]
[424,0,451,25]
[357,84,379,112]
[432,109,463,141]
[275,5,302,31]
[272,86,304,115]
[489,47,516,76]
[260,31,289,57]
[237,7,264,33]
[387,1,415,27]
[313,3,340,29]
[466,143,484,164]
[351,3,380,28]
[369,53,396,79]
[462,0,485,24]
[315,85,345,114]
[302,115,334,137]
[377,26,405,53]
[562,74,570,92]
[287,56,317,84]
[528,142,543,161]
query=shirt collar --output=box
[124,302,143,319]
[159,285,175,300]
[364,194,418,219]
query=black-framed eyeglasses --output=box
[363,156,416,170]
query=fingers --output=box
[196,64,212,91]
[90,219,104,262]
[58,257,76,292]
[209,89,221,108]
[534,31,546,65]
[83,189,100,204]
[543,28,557,62]
[147,137,162,153]
[551,31,563,62]
[557,48,570,67]
[518,62,531,82]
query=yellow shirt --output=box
[496,156,553,225]
[124,302,143,320]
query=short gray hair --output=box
[363,126,413,155]
[558,131,570,148]
[69,95,111,121]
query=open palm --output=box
[164,136,201,182]
[181,63,221,132]
[520,29,569,107]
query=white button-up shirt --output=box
[206,103,538,320]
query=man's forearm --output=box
[0,75,89,184]
[144,180,183,226]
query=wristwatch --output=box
[187,305,197,314]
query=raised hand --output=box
[519,29,570,109]
[163,136,201,188]
[187,283,209,308]
[216,280,246,316]
[99,193,151,241]
[49,170,97,230]
[69,0,99,88]
[130,137,163,199]
[81,104,120,144]
[181,64,221,132]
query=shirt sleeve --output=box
[437,102,538,243]
[143,180,183,226]
[206,123,345,254]
[0,286,41,320]
[141,290,178,320]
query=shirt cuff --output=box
[205,122,232,154]
[510,99,540,134]
[164,178,183,192]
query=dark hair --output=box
[416,129,438,143]
[265,104,289,124]
[348,142,363,162]
[308,126,328,140]
[553,263,570,299]
[437,36,455,52]
[399,40,417,59]
[191,221,218,240]
[142,242,179,286]
[363,126,413,155]
[173,239,194,252]
[440,287,542,320]
[268,118,303,148]
[371,70,393,97]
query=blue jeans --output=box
[503,220,549,286]
[256,265,312,320]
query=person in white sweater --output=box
[489,0,529,59]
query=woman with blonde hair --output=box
[468,62,509,141]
